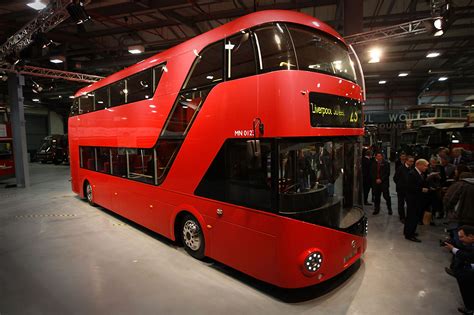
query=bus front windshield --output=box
[278,138,364,229]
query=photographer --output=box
[444,225,474,315]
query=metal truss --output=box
[0,0,70,63]
[0,65,103,83]
[345,17,437,46]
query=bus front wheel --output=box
[84,181,96,206]
[181,214,205,260]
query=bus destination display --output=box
[309,92,362,128]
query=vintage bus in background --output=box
[0,109,14,179]
[399,104,474,158]
[36,134,68,164]
[405,104,473,129]
[69,10,367,289]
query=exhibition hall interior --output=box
[1,0,474,314]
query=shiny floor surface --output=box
[0,164,461,314]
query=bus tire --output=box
[84,181,96,207]
[181,214,205,260]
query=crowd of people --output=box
[362,146,474,314]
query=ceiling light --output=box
[434,30,444,37]
[27,0,46,10]
[128,45,144,54]
[378,80,387,84]
[32,98,40,102]
[69,96,75,99]
[368,48,382,63]
[50,56,65,64]
[438,77,448,81]
[398,72,409,77]
[426,52,440,58]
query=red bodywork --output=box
[69,10,367,289]
[0,123,14,178]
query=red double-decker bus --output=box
[69,10,367,289]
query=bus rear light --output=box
[300,249,323,277]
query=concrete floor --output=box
[0,163,461,315]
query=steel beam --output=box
[0,0,71,64]
[7,73,30,188]
[344,17,435,46]
[0,66,103,84]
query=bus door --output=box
[109,148,156,224]
[196,139,278,278]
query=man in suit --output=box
[444,225,474,314]
[395,152,407,171]
[441,156,456,180]
[371,152,392,215]
[404,158,429,242]
[362,149,373,205]
[393,155,414,223]
[451,148,468,166]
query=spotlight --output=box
[66,1,91,25]
[32,33,54,49]
[438,77,448,81]
[32,81,43,93]
[433,18,444,30]
[368,47,382,63]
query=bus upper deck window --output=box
[79,94,94,114]
[110,80,126,107]
[95,87,109,110]
[184,41,223,90]
[127,68,153,103]
[287,24,355,82]
[226,31,256,80]
[253,23,296,72]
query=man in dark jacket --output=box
[404,159,429,242]
[444,172,474,225]
[362,149,373,205]
[393,155,414,223]
[444,225,474,314]
[371,152,392,215]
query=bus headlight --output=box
[300,249,323,276]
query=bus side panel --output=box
[105,178,172,239]
[202,200,279,284]
[162,76,259,194]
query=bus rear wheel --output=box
[84,181,96,206]
[181,214,205,260]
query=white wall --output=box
[49,110,64,135]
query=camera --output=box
[439,238,453,247]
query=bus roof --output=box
[76,10,345,97]
[405,104,469,111]
[419,122,473,129]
